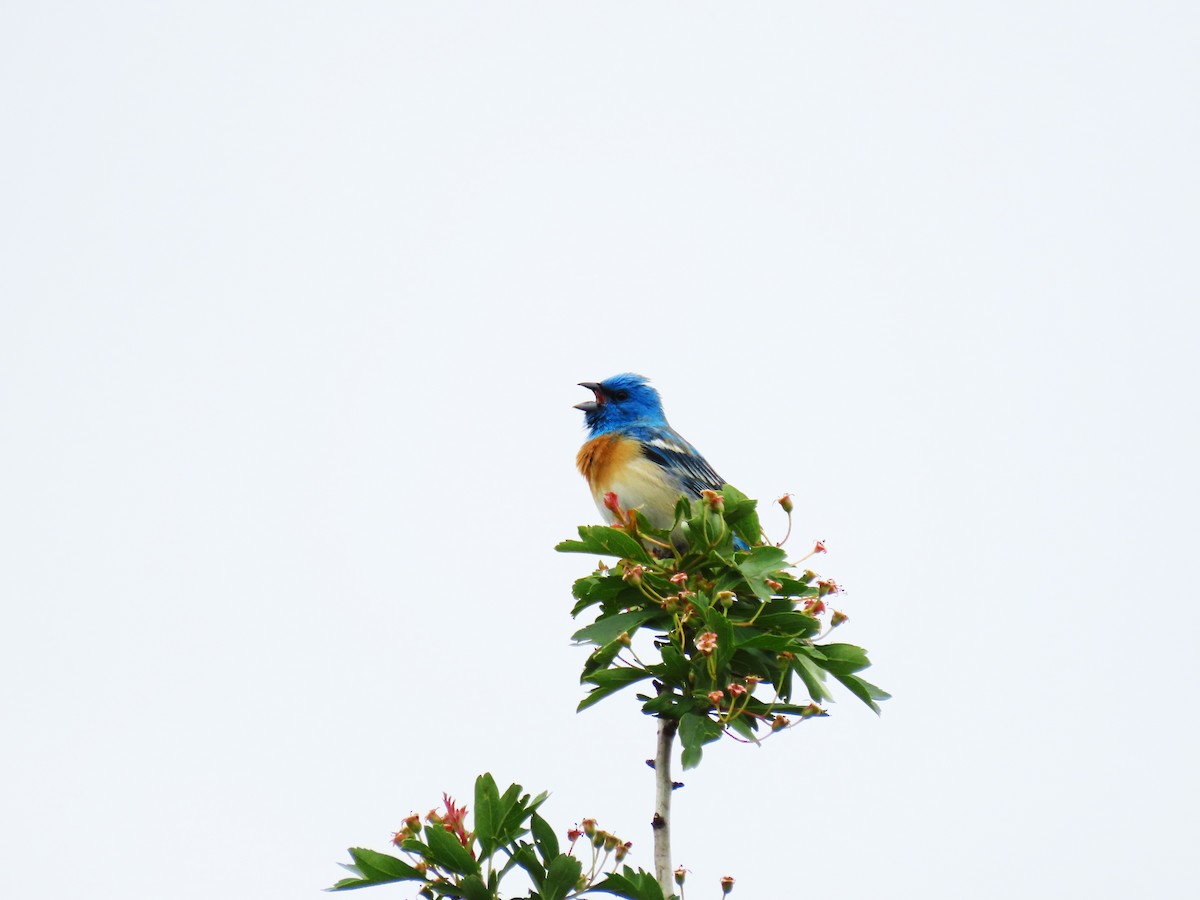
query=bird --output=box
[574,373,731,533]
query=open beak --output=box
[574,382,603,412]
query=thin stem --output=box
[639,533,675,551]
[777,510,793,547]
[653,718,678,899]
[633,579,667,605]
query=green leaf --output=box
[578,668,655,711]
[773,573,818,598]
[735,546,787,599]
[855,675,891,701]
[630,507,675,542]
[571,575,642,616]
[452,875,492,900]
[792,652,834,703]
[422,823,480,876]
[556,526,654,564]
[581,638,624,676]
[735,545,787,574]
[831,672,891,713]
[530,811,559,865]
[509,842,545,888]
[542,854,584,900]
[350,848,425,881]
[657,644,690,685]
[493,784,536,849]
[572,609,661,646]
[813,642,871,675]
[751,608,821,639]
[473,772,500,859]
[528,789,550,813]
[721,484,762,547]
[331,848,425,889]
[673,495,692,530]
[776,656,795,702]
[592,866,668,900]
[640,691,691,718]
[678,711,723,770]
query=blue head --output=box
[575,373,667,436]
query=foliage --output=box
[331,774,663,900]
[332,486,887,897]
[557,486,888,769]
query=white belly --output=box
[592,456,682,531]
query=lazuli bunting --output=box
[575,374,730,532]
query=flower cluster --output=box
[568,818,633,879]
[390,794,474,855]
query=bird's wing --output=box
[636,428,726,498]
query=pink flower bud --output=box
[708,690,725,706]
[622,564,645,584]
[830,609,849,627]
[603,492,622,516]
[700,489,724,510]
[669,572,689,584]
[813,539,827,554]
[728,683,747,697]
[776,494,794,513]
[695,632,719,654]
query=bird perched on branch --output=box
[574,374,731,532]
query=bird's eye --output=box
[612,390,630,402]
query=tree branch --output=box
[652,717,678,899]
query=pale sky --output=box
[2,3,1198,898]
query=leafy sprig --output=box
[558,486,888,769]
[331,774,665,900]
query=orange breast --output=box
[576,433,641,494]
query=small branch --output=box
[652,717,678,899]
